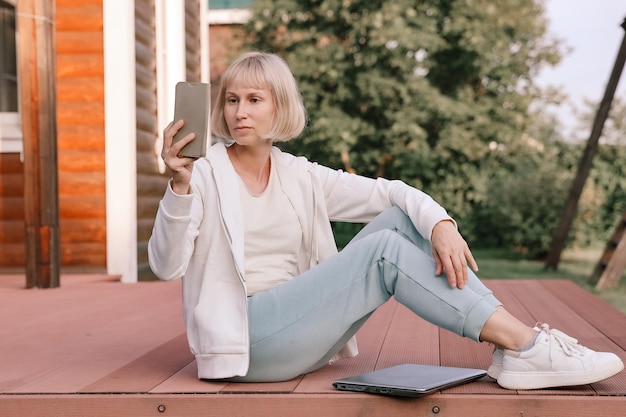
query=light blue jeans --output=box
[240,206,501,382]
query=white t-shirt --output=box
[238,159,302,295]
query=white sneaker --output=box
[487,346,504,379]
[497,323,624,390]
[488,325,542,379]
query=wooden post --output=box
[17,0,60,288]
[544,17,626,270]
[595,213,626,290]
[596,234,626,290]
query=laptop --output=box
[332,364,487,397]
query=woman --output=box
[148,51,623,389]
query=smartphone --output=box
[172,81,211,158]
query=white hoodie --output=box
[148,142,453,379]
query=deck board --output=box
[81,334,193,393]
[375,302,440,368]
[1,274,625,416]
[542,279,626,348]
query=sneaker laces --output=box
[537,323,586,358]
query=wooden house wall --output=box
[1,0,203,276]
[55,0,107,269]
[135,0,203,280]
[185,0,202,83]
[135,0,165,281]
[0,153,25,269]
[0,0,107,271]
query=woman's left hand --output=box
[430,220,479,289]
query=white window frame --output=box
[0,113,21,153]
[207,8,251,25]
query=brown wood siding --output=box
[135,0,203,280]
[135,0,168,280]
[3,0,204,275]
[55,0,106,269]
[0,0,106,271]
[0,153,25,269]
[185,0,202,83]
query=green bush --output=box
[468,153,569,258]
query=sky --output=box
[537,0,626,138]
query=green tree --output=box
[469,137,578,258]
[575,97,626,245]
[241,0,564,247]
[469,96,626,258]
[244,0,560,200]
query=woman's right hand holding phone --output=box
[162,119,196,195]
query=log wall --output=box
[0,153,25,269]
[55,0,106,269]
[1,0,204,276]
[135,0,203,280]
[0,0,106,271]
[135,0,165,280]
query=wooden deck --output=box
[1,274,625,417]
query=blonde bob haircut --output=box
[211,51,307,142]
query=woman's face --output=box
[223,81,275,146]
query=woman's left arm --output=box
[314,163,477,288]
[315,164,448,237]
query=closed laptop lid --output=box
[333,364,487,397]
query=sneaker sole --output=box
[497,360,624,390]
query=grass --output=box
[473,247,626,314]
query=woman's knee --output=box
[377,206,409,225]
[349,206,429,253]
[361,207,412,236]
[378,207,430,251]
[358,229,426,260]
